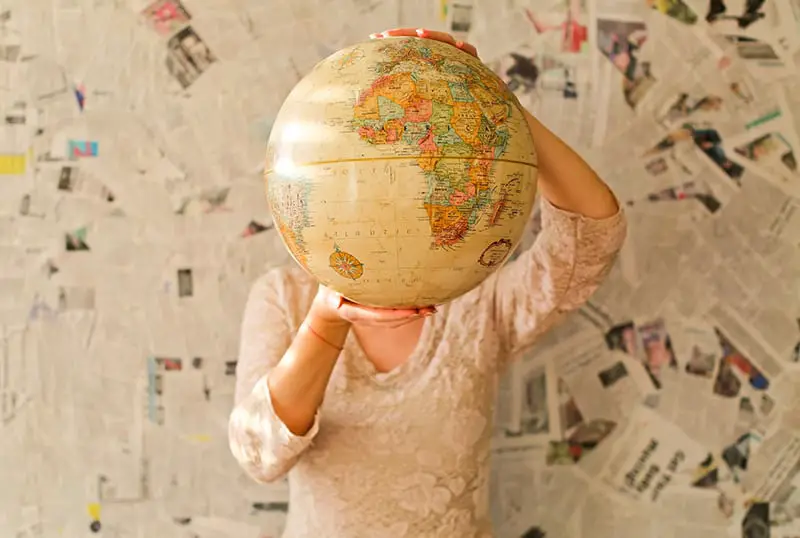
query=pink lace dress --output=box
[229,199,627,537]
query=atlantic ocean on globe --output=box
[265,37,538,308]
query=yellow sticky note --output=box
[87,503,101,520]
[0,154,26,175]
[439,0,448,20]
[186,434,211,443]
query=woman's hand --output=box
[369,28,479,58]
[310,285,436,329]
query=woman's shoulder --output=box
[251,264,318,322]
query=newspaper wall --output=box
[0,0,798,536]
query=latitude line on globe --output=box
[264,155,539,174]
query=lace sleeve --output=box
[228,271,320,483]
[489,198,627,366]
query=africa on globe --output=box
[265,36,538,308]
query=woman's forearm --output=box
[267,308,349,435]
[523,109,619,219]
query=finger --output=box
[367,309,437,327]
[339,303,418,323]
[339,298,418,317]
[363,314,431,329]
[380,28,422,38]
[415,29,458,45]
[344,313,417,328]
[456,41,479,58]
[384,317,425,329]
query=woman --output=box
[229,28,626,537]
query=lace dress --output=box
[228,199,627,537]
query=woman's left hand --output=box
[368,28,479,59]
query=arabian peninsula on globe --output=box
[265,36,538,308]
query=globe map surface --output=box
[265,37,538,308]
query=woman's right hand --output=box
[309,285,436,329]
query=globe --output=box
[265,37,538,308]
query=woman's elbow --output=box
[237,454,292,484]
[228,409,295,483]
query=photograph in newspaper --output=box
[684,342,718,377]
[605,319,678,389]
[65,226,90,251]
[700,0,798,58]
[447,0,473,36]
[494,358,560,450]
[722,104,800,194]
[646,0,700,25]
[491,46,580,106]
[546,377,618,465]
[735,132,796,172]
[525,0,589,54]
[654,92,725,128]
[165,26,217,89]
[628,180,723,214]
[142,0,191,36]
[725,33,786,61]
[716,32,795,81]
[642,122,745,183]
[638,319,680,387]
[712,328,770,398]
[520,368,550,435]
[595,17,657,109]
[704,0,769,29]
[724,429,800,534]
[724,35,780,61]
[55,165,115,202]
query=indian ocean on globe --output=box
[265,37,538,308]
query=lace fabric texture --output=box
[228,199,627,537]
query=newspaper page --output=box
[492,444,591,537]
[727,426,800,537]
[594,405,714,503]
[722,89,800,198]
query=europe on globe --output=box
[265,36,538,308]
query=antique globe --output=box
[265,37,538,308]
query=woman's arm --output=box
[229,271,426,483]
[523,109,619,219]
[486,109,627,365]
[267,305,348,436]
[229,271,346,483]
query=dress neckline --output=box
[345,314,437,385]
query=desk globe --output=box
[265,37,538,308]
